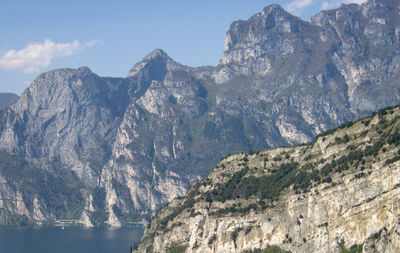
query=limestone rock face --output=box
[220,4,315,77]
[1,0,400,227]
[1,67,132,187]
[139,106,400,253]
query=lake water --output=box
[0,226,143,253]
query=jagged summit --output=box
[262,4,282,13]
[261,3,302,21]
[19,66,97,99]
[218,3,317,79]
[142,48,170,61]
[126,48,188,79]
[223,3,310,53]
[78,66,92,72]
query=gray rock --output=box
[139,105,400,253]
[1,0,400,227]
[0,93,18,108]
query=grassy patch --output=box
[243,246,291,253]
[340,244,363,253]
[167,244,188,253]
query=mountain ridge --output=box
[1,0,400,227]
[0,93,19,109]
[138,105,400,252]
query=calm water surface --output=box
[0,226,143,253]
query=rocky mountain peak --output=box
[142,48,169,61]
[16,67,96,103]
[260,4,306,32]
[311,0,398,27]
[261,4,289,18]
[77,66,92,73]
[364,0,397,11]
[126,49,188,81]
[223,4,308,53]
[217,3,315,81]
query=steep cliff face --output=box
[1,0,400,227]
[0,152,84,226]
[139,105,400,253]
[310,0,400,113]
[100,52,206,225]
[0,67,134,225]
[214,0,400,129]
[0,67,133,187]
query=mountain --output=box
[138,105,400,253]
[1,0,400,227]
[0,93,19,108]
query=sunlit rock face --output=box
[1,0,400,227]
[139,106,400,253]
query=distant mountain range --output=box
[0,93,18,108]
[1,0,400,227]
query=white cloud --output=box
[0,39,101,73]
[321,0,368,10]
[85,39,103,48]
[286,0,314,14]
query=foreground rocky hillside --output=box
[138,105,400,253]
[1,0,400,226]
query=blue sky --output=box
[0,0,366,95]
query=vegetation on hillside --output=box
[0,152,84,223]
[140,105,400,252]
[243,246,291,253]
[166,244,188,253]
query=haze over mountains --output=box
[0,93,18,109]
[0,0,400,227]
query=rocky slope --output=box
[138,105,400,253]
[1,0,400,227]
[0,93,18,108]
